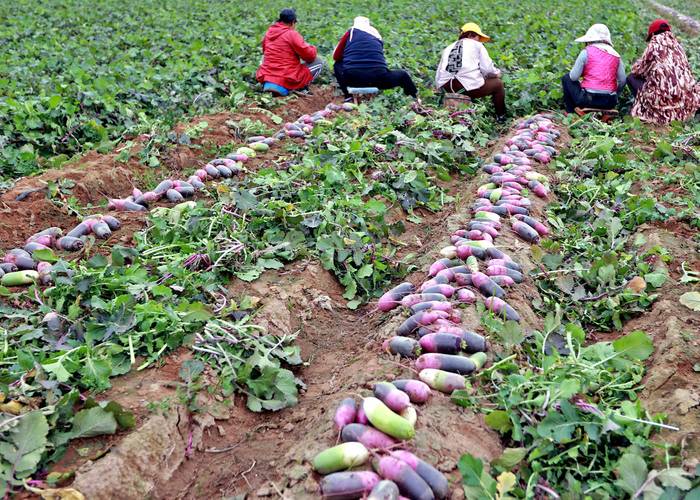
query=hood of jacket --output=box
[265,22,293,42]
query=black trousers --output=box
[561,74,617,112]
[334,61,418,98]
[626,74,645,97]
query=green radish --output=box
[363,397,415,441]
[250,142,269,152]
[475,211,501,222]
[465,256,479,273]
[439,246,457,258]
[236,146,256,158]
[489,188,502,203]
[312,442,369,474]
[400,406,417,426]
[1,270,39,287]
[458,240,492,249]
[525,171,548,182]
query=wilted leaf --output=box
[679,292,700,312]
[71,407,118,439]
[485,410,513,433]
[614,452,648,495]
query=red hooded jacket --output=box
[256,22,317,90]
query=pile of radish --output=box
[0,102,357,289]
[108,102,356,212]
[312,114,560,499]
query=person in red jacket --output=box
[256,9,324,96]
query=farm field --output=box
[0,0,699,498]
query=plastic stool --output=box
[263,82,290,97]
[575,107,619,123]
[347,86,379,104]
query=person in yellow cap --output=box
[435,23,506,122]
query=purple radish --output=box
[216,165,233,178]
[374,382,411,412]
[154,180,174,194]
[486,266,524,283]
[188,176,205,189]
[467,222,499,237]
[166,189,184,203]
[512,221,540,243]
[373,457,434,500]
[91,220,112,239]
[455,245,486,260]
[391,380,432,404]
[341,424,397,449]
[383,337,421,358]
[477,205,509,216]
[390,451,449,500]
[320,471,381,500]
[423,330,486,354]
[471,272,506,298]
[400,293,447,307]
[453,273,472,287]
[455,289,476,304]
[409,301,452,314]
[420,276,450,290]
[415,353,486,375]
[513,214,549,236]
[490,275,516,287]
[368,480,400,500]
[15,255,37,270]
[24,241,50,254]
[434,268,455,281]
[420,284,454,298]
[528,180,549,198]
[0,263,17,273]
[356,406,369,425]
[397,311,449,336]
[485,247,512,261]
[334,398,357,431]
[176,185,195,197]
[56,236,84,251]
[378,282,416,311]
[428,258,461,277]
[484,297,520,322]
[487,259,522,272]
[195,169,209,180]
[204,165,220,178]
[226,153,248,162]
[499,204,529,215]
[66,222,91,238]
[101,215,121,230]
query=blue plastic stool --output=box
[347,86,379,104]
[263,82,290,97]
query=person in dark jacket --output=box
[333,17,418,101]
[256,9,324,96]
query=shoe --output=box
[496,115,507,124]
[343,96,353,103]
[294,87,312,96]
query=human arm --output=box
[478,44,501,77]
[630,42,655,77]
[290,31,318,63]
[616,59,626,93]
[569,49,587,81]
[333,31,350,62]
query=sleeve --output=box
[478,44,499,77]
[333,31,350,62]
[616,59,627,93]
[569,50,587,81]
[290,31,318,63]
[631,42,656,77]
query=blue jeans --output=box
[561,74,618,112]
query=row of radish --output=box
[0,102,357,289]
[314,114,559,499]
[107,102,356,212]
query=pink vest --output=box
[581,46,619,93]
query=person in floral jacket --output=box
[627,19,700,124]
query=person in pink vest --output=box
[561,24,626,113]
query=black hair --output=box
[279,9,297,24]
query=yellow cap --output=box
[460,22,491,42]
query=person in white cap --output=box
[561,24,626,113]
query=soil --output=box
[7,92,698,499]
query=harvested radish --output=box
[487,259,522,271]
[24,241,50,254]
[91,220,112,239]
[356,406,369,425]
[400,406,417,426]
[397,310,449,336]
[1,270,39,287]
[56,236,84,252]
[428,258,461,277]
[0,263,18,273]
[415,352,487,375]
[216,165,233,178]
[419,369,465,393]
[528,180,549,198]
[334,398,357,431]
[471,272,506,298]
[391,380,431,404]
[490,275,516,287]
[374,382,410,412]
[467,222,499,237]
[362,397,414,440]
[383,336,420,358]
[485,247,512,261]
[320,471,380,500]
[378,282,416,311]
[313,442,369,474]
[166,189,184,203]
[400,293,447,307]
[373,456,434,500]
[409,301,452,314]
[101,215,121,230]
[439,246,457,259]
[455,289,476,304]
[512,221,540,243]
[188,176,205,189]
[368,480,400,500]
[154,180,174,194]
[390,450,449,500]
[14,256,37,270]
[513,214,549,236]
[486,266,523,283]
[421,284,454,298]
[341,423,397,449]
[484,297,520,322]
[66,222,91,238]
[419,332,485,354]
